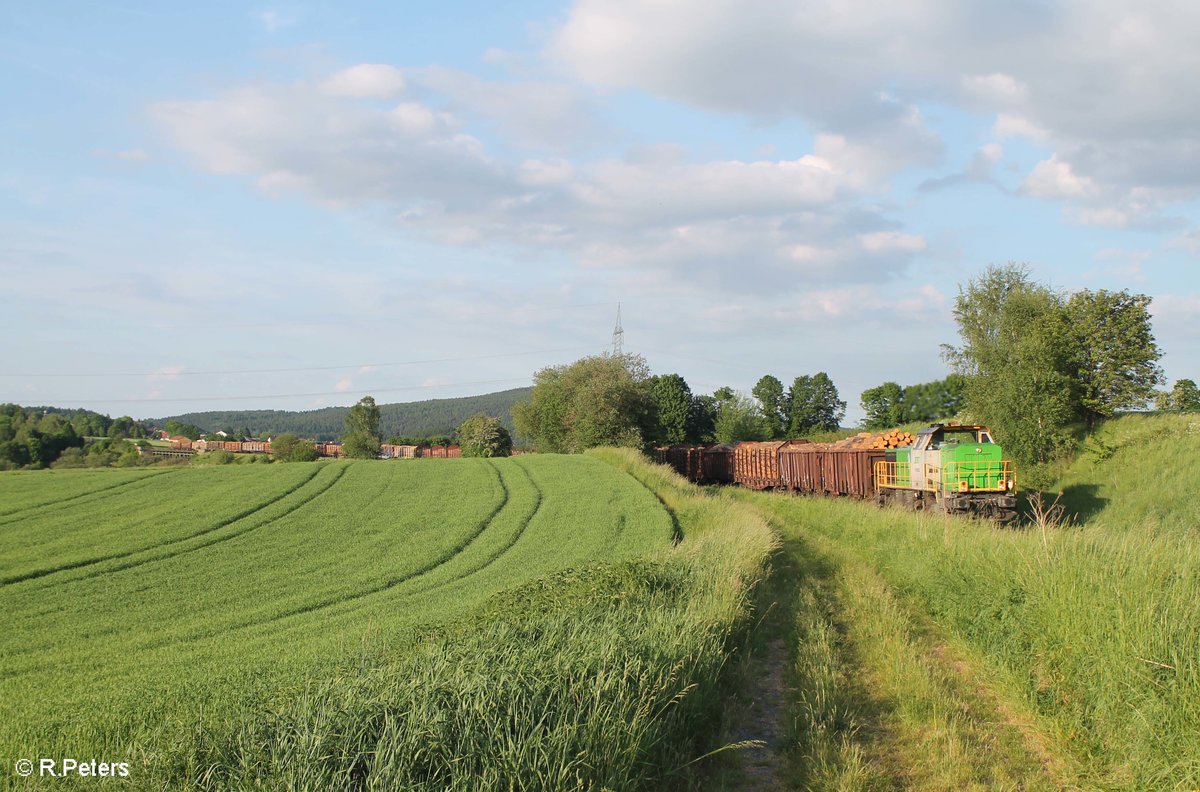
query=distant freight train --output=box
[170,437,461,459]
[655,424,1018,522]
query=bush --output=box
[457,414,512,458]
[271,433,319,462]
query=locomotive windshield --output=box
[939,430,978,446]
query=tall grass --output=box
[1,451,775,790]
[751,413,1200,789]
[156,449,775,790]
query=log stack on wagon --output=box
[733,440,809,489]
[831,429,916,450]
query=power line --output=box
[638,347,766,372]
[1,346,596,378]
[29,378,534,405]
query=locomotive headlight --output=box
[1006,479,1014,490]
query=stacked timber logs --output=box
[831,428,915,450]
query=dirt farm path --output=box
[721,499,1083,791]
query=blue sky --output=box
[3,1,1197,422]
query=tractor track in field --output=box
[27,464,350,591]
[0,465,328,587]
[132,459,522,651]
[382,456,545,600]
[612,462,683,543]
[0,470,174,523]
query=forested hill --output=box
[150,388,531,441]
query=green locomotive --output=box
[874,424,1017,522]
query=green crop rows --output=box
[0,453,773,789]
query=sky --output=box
[2,0,1198,423]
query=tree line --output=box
[509,354,852,452]
[858,376,966,429]
[509,264,1189,469]
[152,389,529,442]
[0,405,151,470]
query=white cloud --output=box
[1070,207,1134,229]
[93,148,151,162]
[256,9,296,32]
[860,231,926,252]
[967,143,1003,180]
[409,67,606,151]
[1085,248,1149,281]
[547,0,1200,225]
[992,114,1051,144]
[961,73,1029,108]
[1152,294,1200,337]
[1170,231,1200,254]
[152,82,507,207]
[320,64,406,99]
[334,378,352,392]
[1022,156,1097,199]
[519,158,574,187]
[146,366,184,383]
[690,282,952,325]
[388,102,448,136]
[978,143,1003,163]
[153,67,925,294]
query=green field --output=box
[0,453,774,789]
[9,416,1194,790]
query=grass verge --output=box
[745,478,1200,790]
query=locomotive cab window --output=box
[940,430,976,446]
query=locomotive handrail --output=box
[939,459,1017,494]
[874,460,916,490]
[874,460,1017,494]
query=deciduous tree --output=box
[456,414,513,457]
[271,432,319,462]
[860,375,966,428]
[714,393,770,443]
[647,373,693,444]
[944,264,1078,464]
[946,265,1165,462]
[787,373,845,434]
[1067,289,1163,427]
[343,396,382,459]
[752,375,787,438]
[1160,379,1200,412]
[512,354,656,453]
[687,394,718,444]
[860,381,904,429]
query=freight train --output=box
[170,437,461,459]
[655,424,1018,522]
